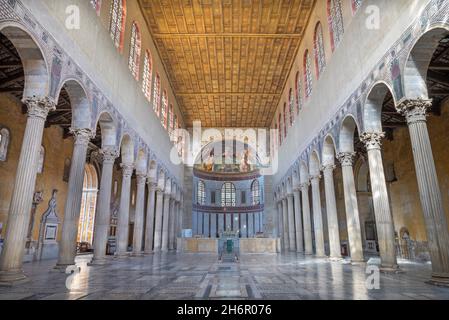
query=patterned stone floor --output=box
[0,253,449,300]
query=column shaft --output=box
[116,164,133,255]
[287,195,296,251]
[361,133,397,269]
[399,99,449,284]
[161,194,171,251]
[322,165,342,259]
[169,199,176,250]
[57,129,92,268]
[144,183,156,253]
[132,174,146,254]
[153,190,164,252]
[92,149,118,263]
[300,184,313,255]
[281,198,289,251]
[338,152,364,262]
[0,97,55,283]
[311,176,326,257]
[293,190,304,253]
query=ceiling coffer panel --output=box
[138,0,316,127]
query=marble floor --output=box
[0,253,449,300]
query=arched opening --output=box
[77,164,99,250]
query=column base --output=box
[350,260,366,266]
[88,257,111,266]
[328,257,344,262]
[427,273,449,287]
[0,270,29,287]
[52,263,75,273]
[380,265,403,274]
[131,252,144,257]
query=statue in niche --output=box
[0,127,10,162]
[202,148,214,172]
[63,158,71,182]
[37,145,45,174]
[36,189,60,261]
[390,50,403,98]
[240,149,250,173]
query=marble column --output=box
[211,213,217,238]
[144,181,157,254]
[360,132,398,270]
[56,128,93,269]
[132,173,147,255]
[321,164,342,260]
[92,147,119,263]
[398,99,449,285]
[0,97,55,283]
[172,201,179,247]
[281,198,289,251]
[277,201,283,239]
[287,194,296,251]
[337,152,364,262]
[169,198,176,250]
[116,163,134,256]
[153,189,164,252]
[310,175,326,257]
[300,183,313,255]
[161,193,171,252]
[293,189,304,253]
[248,213,254,238]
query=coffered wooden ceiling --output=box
[138,0,316,127]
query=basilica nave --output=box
[0,0,449,301]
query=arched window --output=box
[314,22,326,78]
[303,50,313,98]
[283,103,288,138]
[221,183,236,207]
[142,50,153,101]
[288,89,294,125]
[128,22,141,80]
[251,180,261,205]
[77,164,99,245]
[274,122,278,148]
[109,0,126,51]
[153,73,161,116]
[0,127,10,162]
[351,0,363,14]
[327,0,344,51]
[174,114,179,133]
[278,113,282,146]
[91,0,102,15]
[197,180,206,205]
[37,145,45,174]
[161,90,168,129]
[295,72,303,113]
[168,104,174,136]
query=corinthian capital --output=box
[337,152,356,167]
[397,98,432,124]
[121,163,134,178]
[100,147,119,164]
[321,164,336,173]
[23,96,56,120]
[136,173,147,185]
[360,132,385,151]
[310,175,321,183]
[299,182,310,191]
[71,128,94,146]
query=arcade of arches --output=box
[0,0,449,300]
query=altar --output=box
[177,237,280,254]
